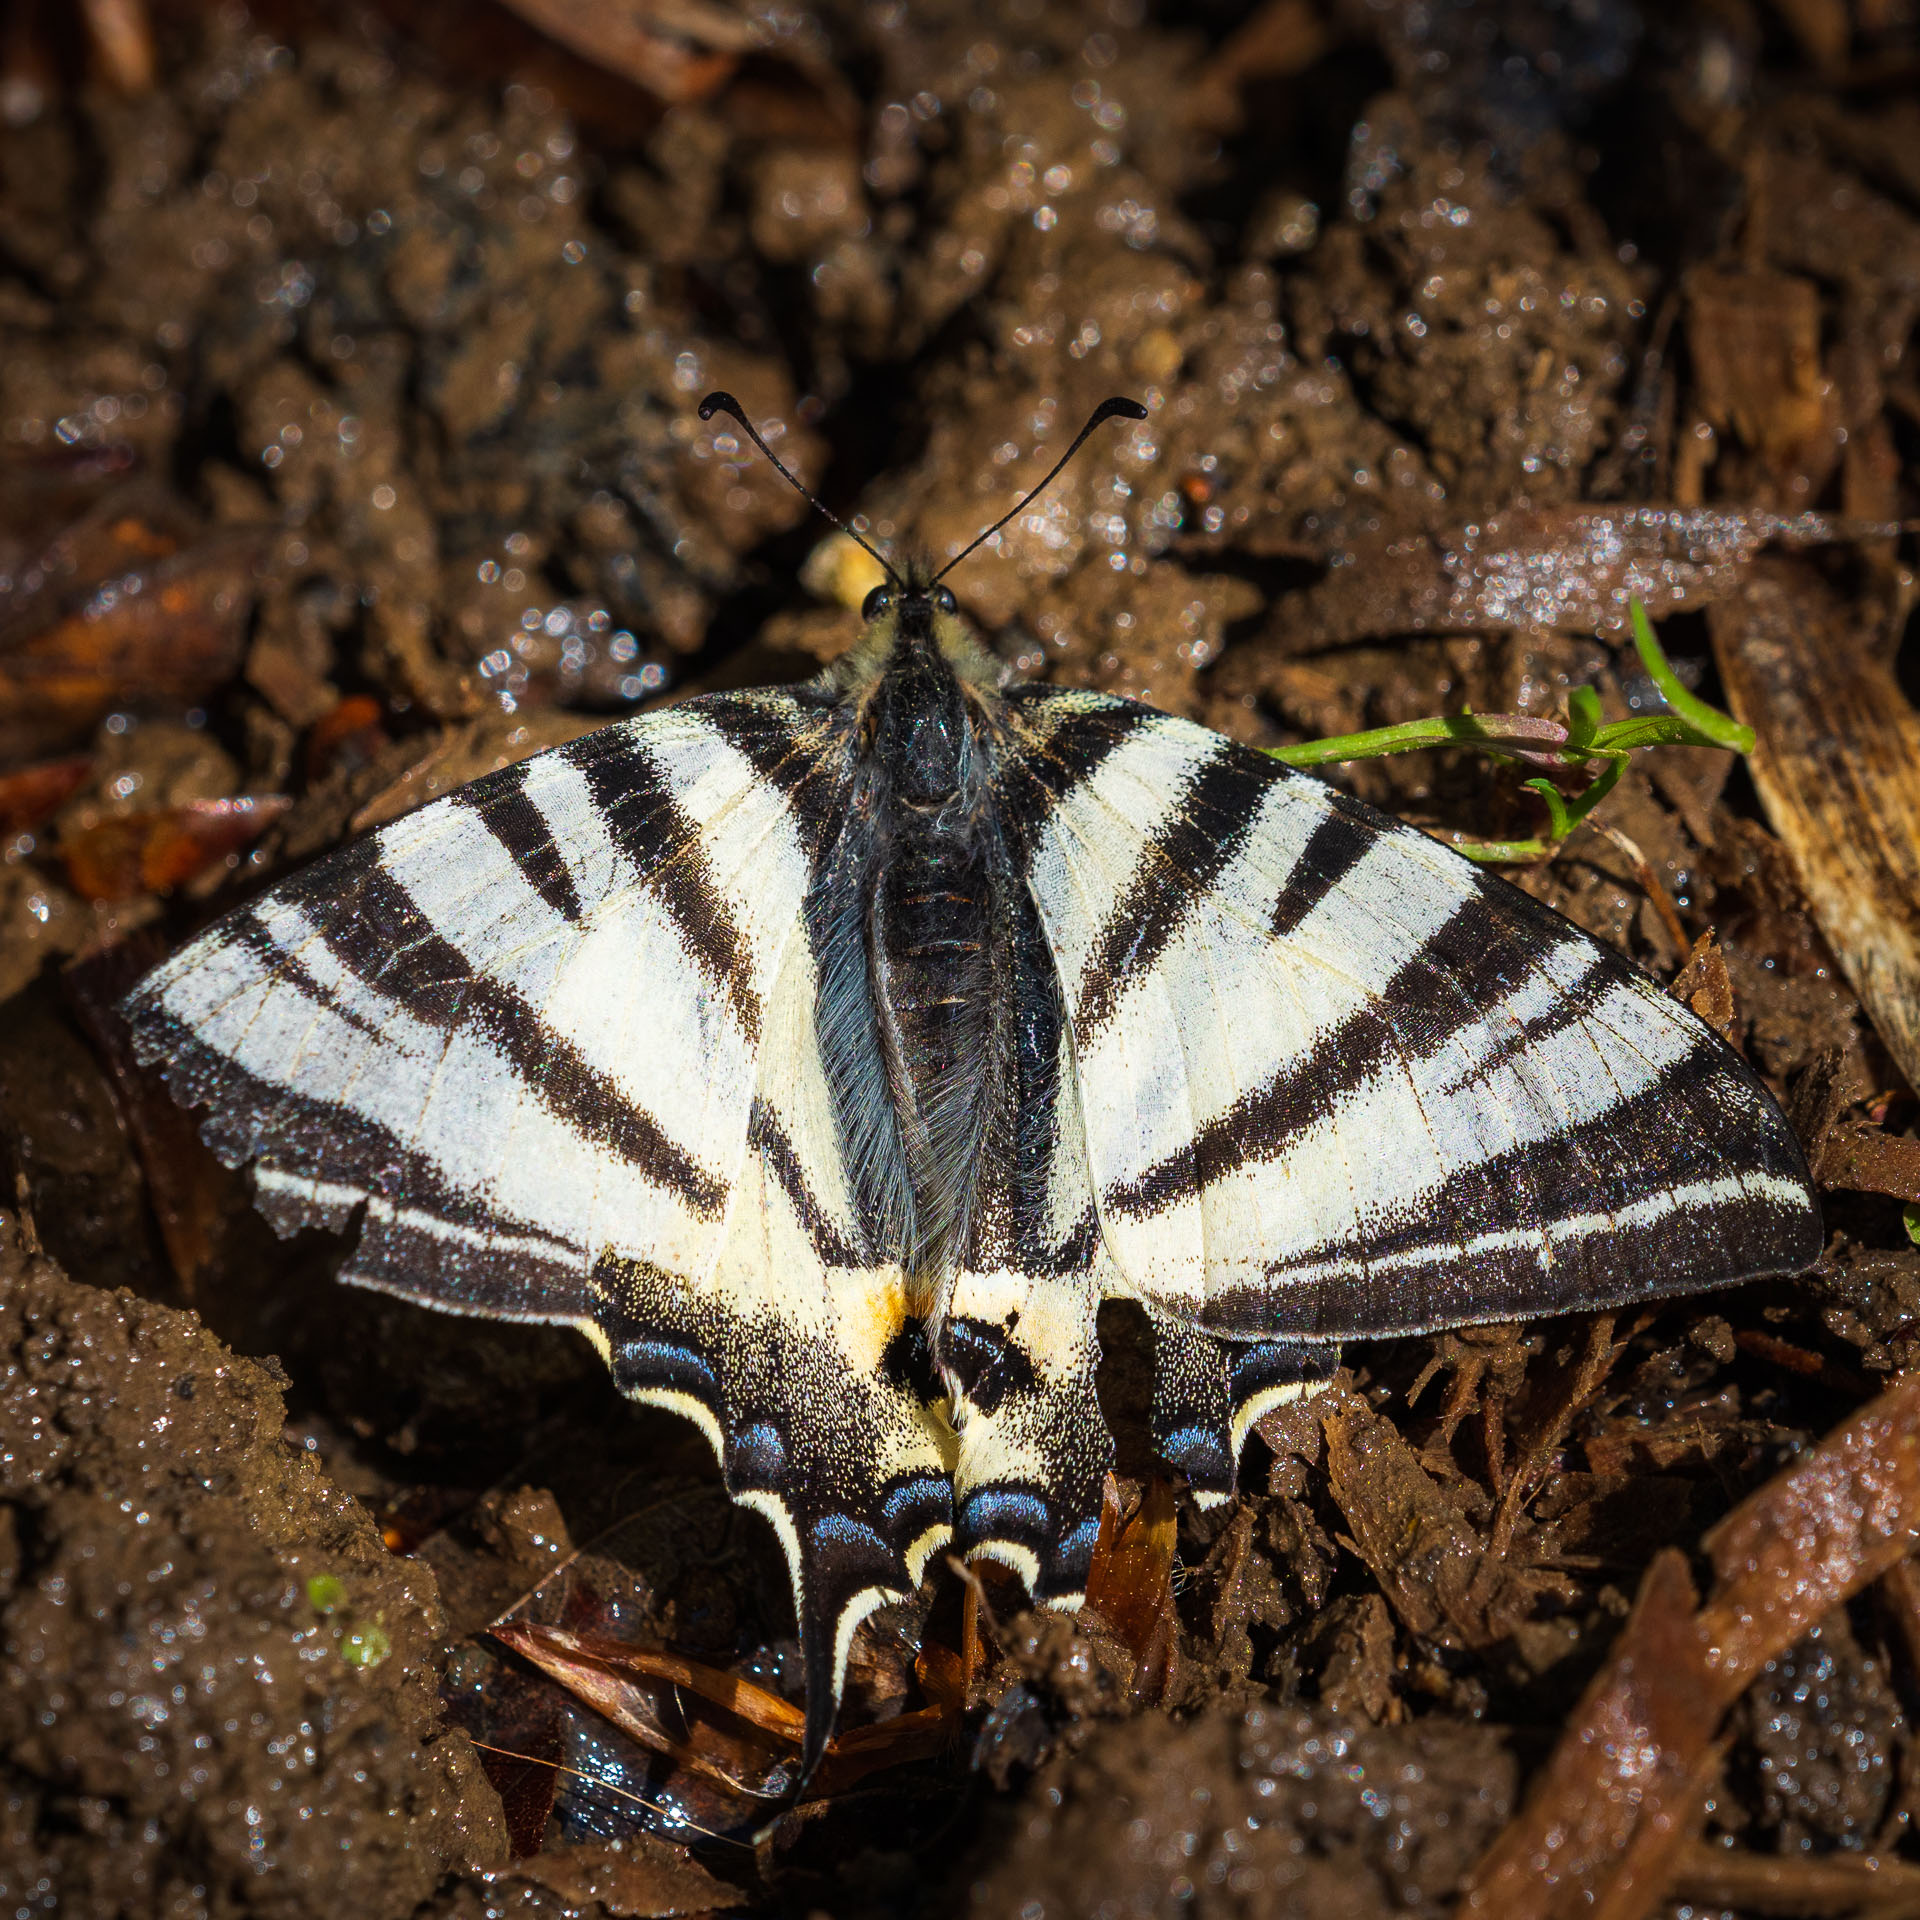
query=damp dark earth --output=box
[6,1,1920,1916]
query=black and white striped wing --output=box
[127,698,819,1306]
[996,690,1821,1347]
[124,693,944,1764]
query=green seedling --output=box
[1267,599,1753,862]
[341,1623,393,1669]
[305,1572,348,1614]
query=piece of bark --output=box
[1252,505,1886,655]
[1459,1371,1920,1920]
[1709,559,1920,1090]
[1684,269,1841,502]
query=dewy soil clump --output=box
[2,0,1920,1915]
[0,1212,501,1920]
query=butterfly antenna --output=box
[931,395,1148,585]
[698,391,902,587]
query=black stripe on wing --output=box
[292,837,727,1218]
[1102,879,1614,1218]
[747,1097,866,1269]
[458,755,584,925]
[1068,742,1268,1039]
[1212,1053,1820,1339]
[123,1003,592,1320]
[699,689,854,855]
[1267,800,1376,937]
[571,722,767,1046]
[993,689,1157,834]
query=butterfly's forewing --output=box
[127,705,816,1309]
[996,690,1821,1352]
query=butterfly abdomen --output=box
[863,617,1007,1282]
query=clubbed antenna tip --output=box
[932,396,1148,585]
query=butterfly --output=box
[124,392,1820,1769]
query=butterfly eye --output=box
[862,584,893,622]
[933,586,958,615]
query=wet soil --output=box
[3,0,1920,1915]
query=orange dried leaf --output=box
[494,0,746,103]
[492,1623,800,1799]
[0,537,256,760]
[0,754,92,835]
[492,1620,958,1799]
[61,795,288,902]
[913,1638,967,1715]
[1084,1474,1179,1689]
[494,1623,804,1740]
[304,696,390,783]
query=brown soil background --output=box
[2,1,1920,1915]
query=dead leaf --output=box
[1669,1841,1920,1918]
[64,933,236,1297]
[60,795,289,902]
[1082,1474,1179,1701]
[1671,930,1737,1044]
[1182,0,1327,132]
[495,0,750,103]
[491,1621,954,1798]
[1685,270,1840,502]
[0,533,256,761]
[1323,1388,1514,1647]
[1254,504,1885,655]
[0,755,92,835]
[80,0,155,94]
[303,696,390,783]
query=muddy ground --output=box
[3,0,1920,1915]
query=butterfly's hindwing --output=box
[942,883,1109,1601]
[997,690,1820,1340]
[598,910,954,1768]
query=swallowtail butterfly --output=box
[124,393,1820,1767]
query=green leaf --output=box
[1522,777,1575,842]
[1565,684,1603,752]
[341,1623,393,1669]
[1905,1203,1920,1249]
[306,1573,347,1614]
[1260,599,1754,863]
[1628,600,1754,753]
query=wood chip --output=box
[1709,558,1920,1089]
